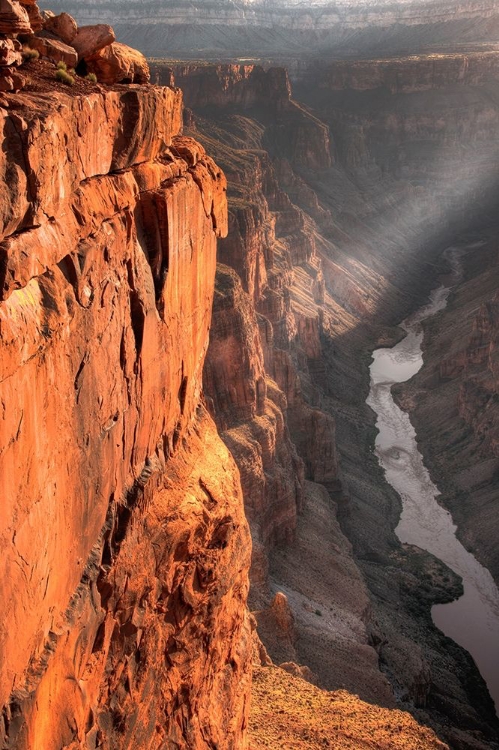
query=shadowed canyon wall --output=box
[154,60,499,748]
[397,239,499,588]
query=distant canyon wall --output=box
[44,0,499,58]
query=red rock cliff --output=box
[0,74,252,748]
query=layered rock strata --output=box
[0,72,252,748]
[39,0,499,60]
[323,51,499,93]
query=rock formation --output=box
[0,11,253,747]
[0,1,148,89]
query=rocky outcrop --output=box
[0,70,252,748]
[44,11,78,44]
[85,41,150,84]
[0,0,30,92]
[0,0,150,86]
[29,33,78,66]
[0,0,31,36]
[71,22,115,58]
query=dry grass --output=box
[249,666,449,750]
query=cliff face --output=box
[0,77,252,748]
[164,64,292,112]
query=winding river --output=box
[367,249,499,715]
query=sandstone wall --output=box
[0,83,252,748]
[323,51,499,93]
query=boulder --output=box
[71,23,114,59]
[86,41,150,85]
[29,34,77,67]
[0,66,24,89]
[0,0,32,35]
[22,1,42,32]
[0,37,22,65]
[44,11,77,44]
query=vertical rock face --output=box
[183,71,340,598]
[204,264,304,591]
[0,80,252,748]
[168,64,292,112]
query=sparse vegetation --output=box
[22,47,39,62]
[56,60,67,71]
[86,72,98,83]
[315,609,322,616]
[55,68,75,86]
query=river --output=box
[367,248,499,715]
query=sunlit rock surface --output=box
[0,69,253,748]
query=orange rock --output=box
[0,0,32,35]
[0,38,22,66]
[44,11,77,44]
[21,0,41,32]
[0,78,252,748]
[71,23,115,59]
[28,33,77,67]
[0,85,182,243]
[85,41,150,85]
[0,67,24,90]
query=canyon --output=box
[2,1,499,748]
[156,57,499,748]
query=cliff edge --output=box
[0,9,252,747]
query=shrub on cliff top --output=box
[55,68,74,86]
[22,47,39,61]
